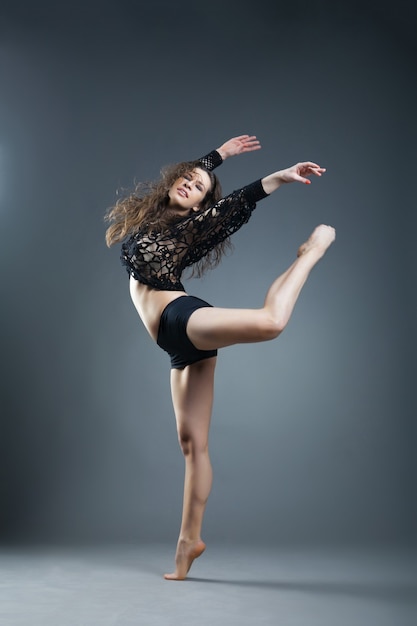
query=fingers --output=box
[298,161,326,177]
[288,161,326,185]
[241,143,261,153]
[293,175,311,185]
[294,163,326,184]
[232,135,261,146]
[299,161,320,167]
[219,135,262,158]
[239,135,261,153]
[310,167,326,176]
[232,134,255,140]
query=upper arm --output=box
[175,189,256,266]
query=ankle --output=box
[178,535,200,544]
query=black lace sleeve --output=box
[197,150,223,171]
[121,179,269,290]
[173,179,268,268]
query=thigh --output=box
[170,357,216,445]
[186,306,270,351]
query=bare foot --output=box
[297,224,336,257]
[164,539,206,581]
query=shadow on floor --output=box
[185,577,417,604]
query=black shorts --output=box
[157,295,218,369]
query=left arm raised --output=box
[216,135,261,160]
[198,135,261,171]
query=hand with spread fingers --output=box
[216,134,261,160]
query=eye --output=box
[197,185,203,192]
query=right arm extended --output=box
[178,160,326,266]
[261,161,326,194]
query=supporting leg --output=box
[164,357,216,580]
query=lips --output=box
[177,187,188,198]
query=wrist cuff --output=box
[198,150,223,171]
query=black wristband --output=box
[198,150,223,171]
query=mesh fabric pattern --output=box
[198,149,223,171]
[121,180,268,291]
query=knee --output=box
[178,433,191,456]
[258,313,286,341]
[177,428,208,457]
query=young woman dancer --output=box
[105,135,335,580]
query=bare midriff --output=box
[129,276,187,342]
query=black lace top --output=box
[120,150,269,291]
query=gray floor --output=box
[0,544,415,626]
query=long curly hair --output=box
[105,160,230,277]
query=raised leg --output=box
[187,224,336,350]
[164,356,217,580]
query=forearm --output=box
[260,171,286,195]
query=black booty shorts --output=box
[157,295,218,369]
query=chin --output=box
[174,194,192,210]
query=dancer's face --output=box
[168,167,212,214]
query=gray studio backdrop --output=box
[1,0,415,548]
